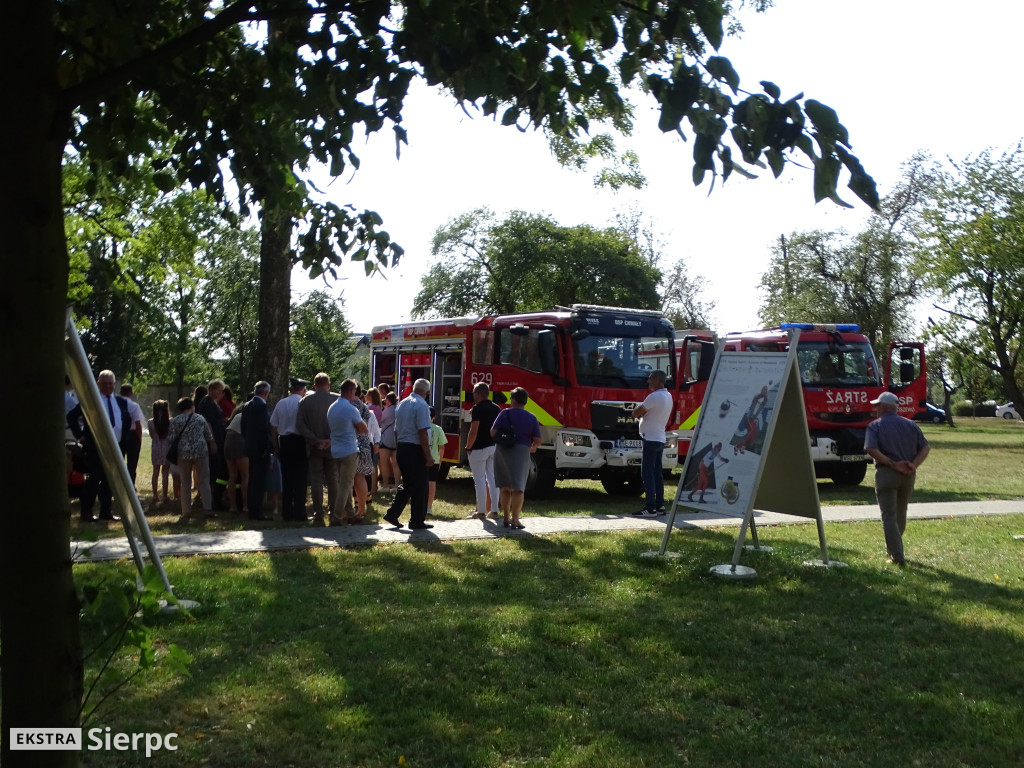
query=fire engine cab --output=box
[370,305,689,496]
[721,323,927,485]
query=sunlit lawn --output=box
[76,513,1024,767]
[67,417,1024,766]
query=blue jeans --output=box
[641,439,665,512]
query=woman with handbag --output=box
[377,392,401,492]
[167,397,217,524]
[490,387,542,529]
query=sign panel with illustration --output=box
[660,337,828,564]
[678,353,785,512]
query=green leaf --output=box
[153,171,176,193]
[706,56,740,93]
[693,0,725,49]
[813,155,842,204]
[761,81,781,100]
[805,99,850,147]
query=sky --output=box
[297,0,1024,336]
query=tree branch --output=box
[63,0,352,109]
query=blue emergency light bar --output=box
[780,322,860,332]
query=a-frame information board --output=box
[657,332,835,572]
[65,310,186,602]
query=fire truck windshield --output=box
[797,341,881,387]
[573,333,675,388]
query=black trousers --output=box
[248,452,269,518]
[123,432,141,485]
[387,443,429,526]
[80,441,126,519]
[279,434,309,520]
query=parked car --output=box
[995,402,1021,420]
[913,402,947,424]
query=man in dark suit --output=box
[196,378,228,508]
[67,369,132,522]
[241,380,273,520]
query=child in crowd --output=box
[148,400,179,507]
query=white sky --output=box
[297,0,1024,335]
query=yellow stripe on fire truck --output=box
[680,405,702,430]
[491,391,562,428]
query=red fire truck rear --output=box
[720,323,927,485]
[370,305,684,496]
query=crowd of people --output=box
[66,370,544,531]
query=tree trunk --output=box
[256,209,293,407]
[0,3,83,765]
[942,388,957,429]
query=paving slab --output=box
[71,499,1024,563]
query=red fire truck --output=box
[720,323,928,485]
[370,305,694,496]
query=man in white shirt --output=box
[67,369,132,522]
[631,369,673,516]
[271,377,309,521]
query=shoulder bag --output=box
[494,411,517,447]
[166,414,194,465]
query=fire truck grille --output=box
[590,402,639,440]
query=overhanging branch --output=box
[62,0,351,109]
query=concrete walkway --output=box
[71,499,1024,563]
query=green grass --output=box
[73,416,1024,540]
[76,514,1024,767]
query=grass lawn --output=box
[76,514,1024,767]
[71,417,1024,541]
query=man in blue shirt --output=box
[864,391,930,566]
[327,379,367,527]
[383,378,434,530]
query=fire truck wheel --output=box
[526,455,557,499]
[599,471,644,497]
[830,462,867,486]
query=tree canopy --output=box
[413,208,662,317]
[4,0,881,760]
[917,146,1024,407]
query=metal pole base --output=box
[709,564,757,580]
[743,544,773,553]
[803,559,849,569]
[641,550,683,559]
[158,598,201,615]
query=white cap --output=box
[870,392,900,406]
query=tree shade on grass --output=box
[75,515,1024,767]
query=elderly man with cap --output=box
[864,391,930,567]
[271,377,310,521]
